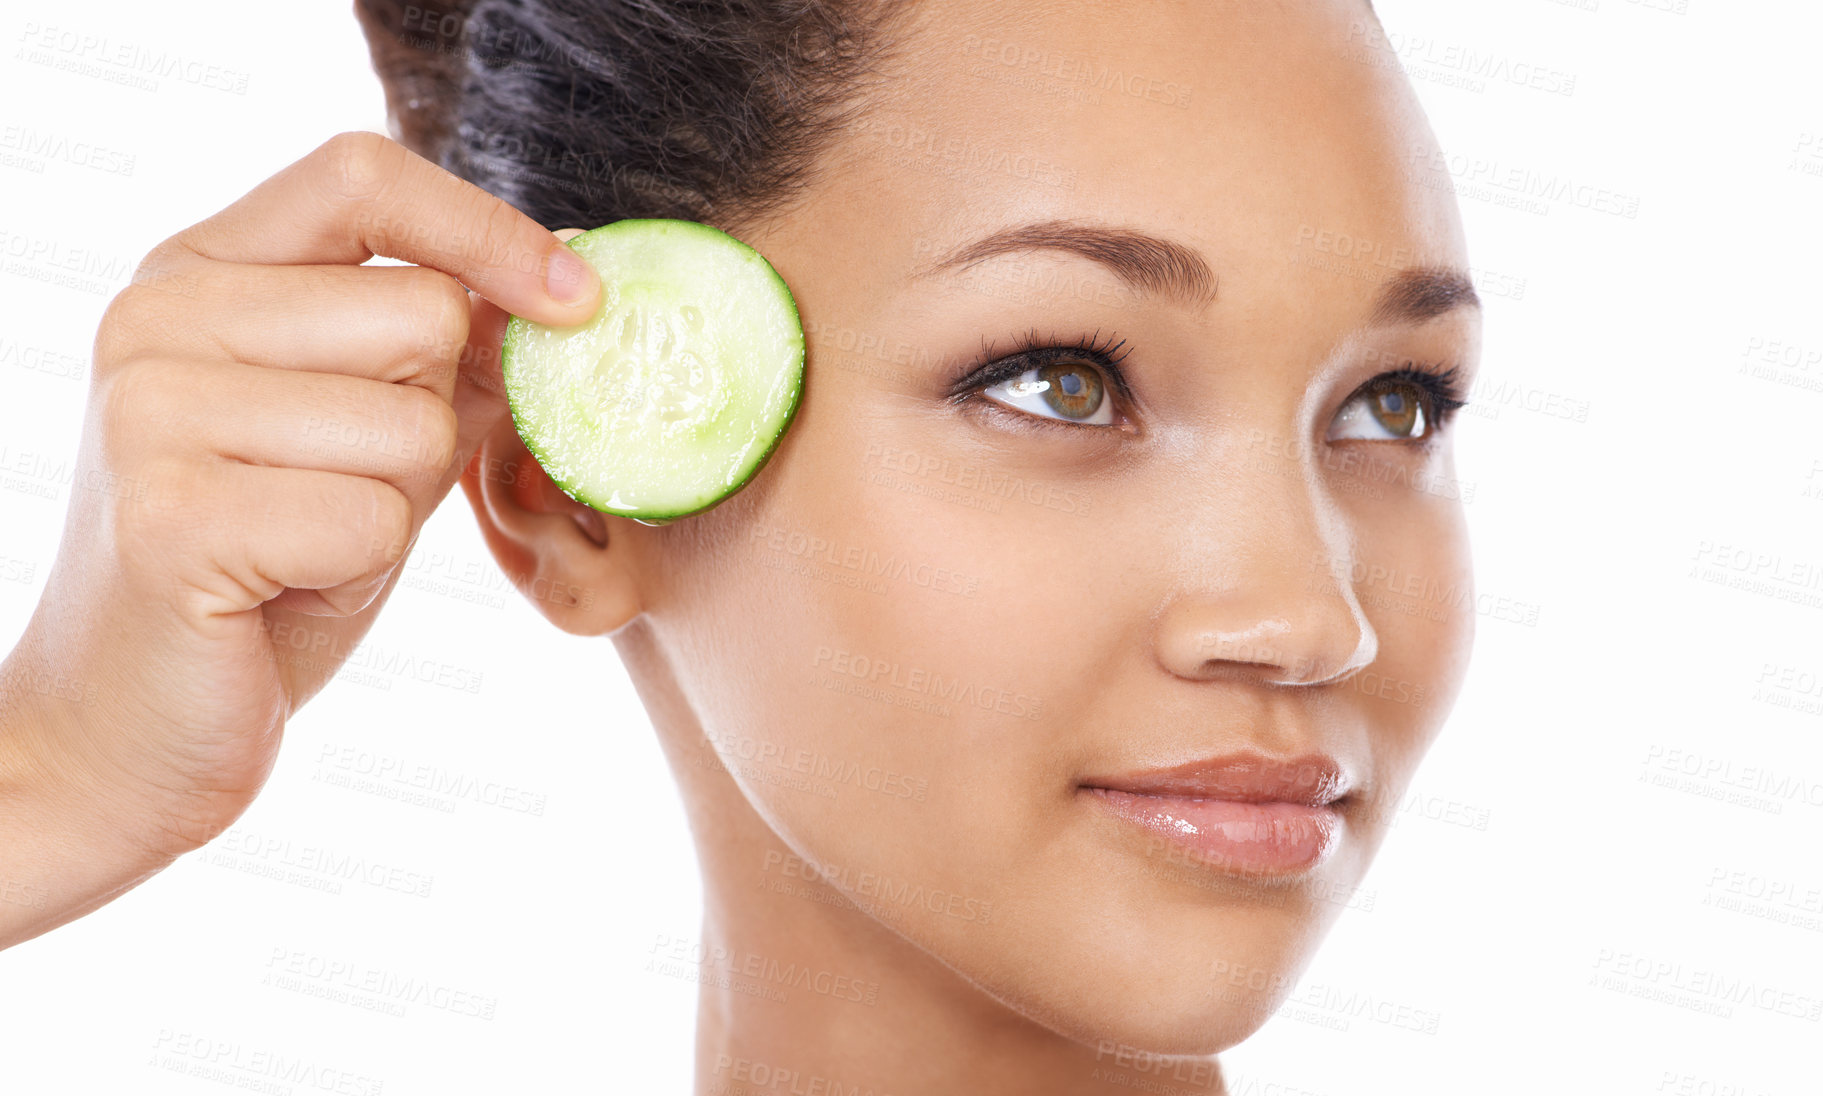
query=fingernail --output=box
[545,243,598,307]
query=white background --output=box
[2,1,1820,1092]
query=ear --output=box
[459,416,646,636]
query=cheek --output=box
[650,409,1075,878]
[1335,480,1476,820]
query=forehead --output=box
[810,0,1468,319]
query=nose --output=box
[1152,476,1377,688]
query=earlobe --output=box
[459,418,645,636]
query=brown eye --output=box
[1328,378,1430,441]
[982,361,1116,426]
[1368,381,1423,437]
[1039,361,1105,420]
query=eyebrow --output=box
[912,219,1481,323]
[912,220,1218,307]
[1370,266,1481,325]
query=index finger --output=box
[166,130,601,327]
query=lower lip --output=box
[1084,787,1343,876]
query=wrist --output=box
[0,647,176,948]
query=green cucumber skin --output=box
[499,219,804,523]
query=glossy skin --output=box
[462,0,1481,1086]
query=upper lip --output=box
[1081,752,1353,806]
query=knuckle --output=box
[96,359,140,436]
[316,130,400,204]
[385,383,458,478]
[125,240,203,306]
[134,237,202,290]
[112,454,199,556]
[410,389,460,474]
[99,357,181,441]
[404,267,472,364]
[93,284,166,366]
[360,479,415,568]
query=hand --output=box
[0,131,601,947]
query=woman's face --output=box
[562,0,1476,1054]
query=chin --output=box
[893,862,1346,1058]
[983,952,1300,1059]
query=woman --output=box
[0,0,1481,1089]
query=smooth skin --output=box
[467,0,1478,1089]
[4,0,1479,1092]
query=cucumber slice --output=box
[500,219,805,523]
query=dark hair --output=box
[354,0,909,234]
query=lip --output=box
[1081,753,1352,877]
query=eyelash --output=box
[947,331,1470,440]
